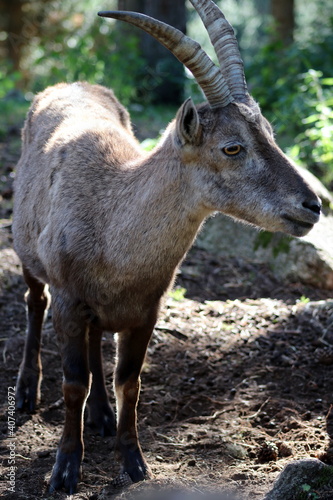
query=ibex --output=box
[13,0,321,494]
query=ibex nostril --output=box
[303,200,321,215]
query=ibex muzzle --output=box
[13,0,320,494]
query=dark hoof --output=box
[86,401,116,437]
[125,464,153,483]
[121,452,153,483]
[16,370,41,412]
[48,448,82,494]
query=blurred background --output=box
[0,0,332,187]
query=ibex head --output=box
[98,0,321,237]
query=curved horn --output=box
[189,0,248,100]
[98,10,234,108]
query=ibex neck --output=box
[103,135,208,277]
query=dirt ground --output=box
[1,124,333,500]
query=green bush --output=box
[289,72,333,186]
[0,69,21,99]
[29,17,144,107]
[246,24,333,188]
[1,3,332,190]
[0,68,29,139]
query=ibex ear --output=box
[176,98,201,145]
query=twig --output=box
[247,397,270,420]
[49,397,64,410]
[15,454,31,460]
[326,404,333,420]
[155,432,188,447]
[41,348,59,356]
[183,409,229,423]
[155,326,188,342]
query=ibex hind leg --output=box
[16,266,50,412]
[86,324,116,436]
[114,311,158,483]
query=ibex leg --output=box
[114,315,157,482]
[86,324,116,436]
[49,294,90,494]
[16,266,50,412]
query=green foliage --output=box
[295,465,333,499]
[1,0,332,193]
[290,72,333,186]
[29,15,144,107]
[246,22,333,188]
[168,287,187,302]
[0,69,21,99]
[298,295,310,304]
[253,231,274,250]
[140,137,161,152]
[0,92,29,140]
[0,68,24,138]
[299,484,319,500]
[131,104,178,142]
[254,231,292,258]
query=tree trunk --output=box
[0,0,25,70]
[118,0,187,104]
[271,0,295,45]
[0,0,49,77]
[118,0,140,11]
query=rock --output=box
[224,442,248,460]
[109,488,242,500]
[37,450,50,458]
[264,458,333,500]
[196,169,333,289]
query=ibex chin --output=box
[13,0,321,493]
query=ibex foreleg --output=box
[49,297,91,494]
[114,315,157,482]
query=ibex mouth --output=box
[282,215,315,237]
[283,215,314,229]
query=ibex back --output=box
[13,0,321,493]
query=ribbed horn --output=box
[98,10,234,108]
[189,0,248,100]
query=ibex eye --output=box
[222,145,242,156]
